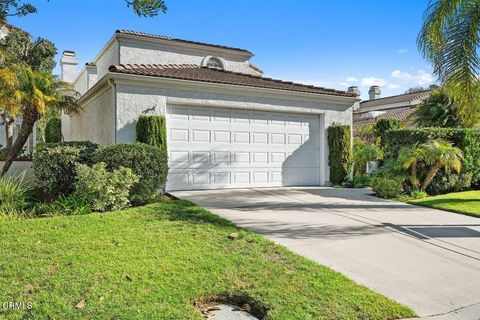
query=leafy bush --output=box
[353,138,382,175]
[0,174,31,214]
[409,190,427,200]
[74,162,139,212]
[136,115,167,150]
[374,118,401,146]
[327,125,352,185]
[426,172,473,195]
[93,143,167,204]
[0,147,32,160]
[33,195,92,217]
[45,117,62,143]
[384,128,480,186]
[370,176,404,199]
[32,141,98,197]
[352,174,372,188]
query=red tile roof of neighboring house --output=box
[359,90,430,109]
[116,30,253,55]
[109,64,356,97]
[354,105,417,128]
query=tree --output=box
[405,87,428,94]
[0,0,167,22]
[0,63,79,176]
[353,138,382,176]
[420,140,463,191]
[0,27,57,149]
[398,144,423,189]
[418,0,480,127]
[410,88,462,127]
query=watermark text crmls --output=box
[2,302,33,310]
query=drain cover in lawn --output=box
[207,304,259,320]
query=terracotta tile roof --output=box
[116,30,252,55]
[109,64,356,97]
[359,90,430,109]
[354,105,417,128]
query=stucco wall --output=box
[96,43,119,79]
[0,161,34,180]
[119,41,254,75]
[68,86,115,145]
[0,123,5,148]
[74,69,88,95]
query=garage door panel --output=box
[166,106,322,190]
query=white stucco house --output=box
[61,30,357,191]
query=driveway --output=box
[172,187,480,319]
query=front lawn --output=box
[0,199,415,319]
[410,190,480,218]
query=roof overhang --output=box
[78,72,359,110]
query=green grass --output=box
[410,190,480,217]
[0,199,415,319]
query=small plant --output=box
[74,162,139,212]
[0,173,31,214]
[409,190,428,200]
[33,195,92,217]
[352,174,372,188]
[370,176,404,199]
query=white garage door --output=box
[166,105,322,191]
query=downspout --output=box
[108,78,117,144]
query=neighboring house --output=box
[61,30,357,191]
[0,23,37,153]
[353,85,431,131]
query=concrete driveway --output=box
[172,187,480,319]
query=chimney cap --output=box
[63,50,76,56]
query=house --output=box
[353,85,431,131]
[61,30,357,191]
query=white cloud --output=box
[397,48,408,54]
[387,83,401,89]
[346,77,359,83]
[361,77,387,87]
[391,69,433,86]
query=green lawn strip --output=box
[0,199,415,319]
[410,190,480,218]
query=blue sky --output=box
[8,0,433,99]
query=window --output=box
[206,57,223,69]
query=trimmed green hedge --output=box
[327,125,352,185]
[136,115,167,150]
[374,118,401,146]
[385,128,480,185]
[45,117,62,143]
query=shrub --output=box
[0,174,31,214]
[136,115,167,150]
[74,163,139,212]
[33,195,92,217]
[93,143,168,203]
[384,128,480,186]
[327,125,352,185]
[374,118,401,146]
[45,117,62,143]
[353,138,382,175]
[371,176,404,199]
[426,172,473,195]
[32,141,98,197]
[409,190,427,200]
[352,174,372,188]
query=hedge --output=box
[385,128,480,185]
[45,117,62,143]
[374,118,400,146]
[136,115,167,150]
[93,143,168,204]
[327,125,352,185]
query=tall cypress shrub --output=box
[327,125,352,185]
[44,117,62,143]
[136,115,167,150]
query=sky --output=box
[8,0,434,100]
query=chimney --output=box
[347,86,360,97]
[368,86,381,100]
[60,50,78,83]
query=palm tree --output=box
[409,88,462,127]
[418,0,480,127]
[398,143,424,189]
[420,140,463,191]
[0,63,79,176]
[353,138,381,176]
